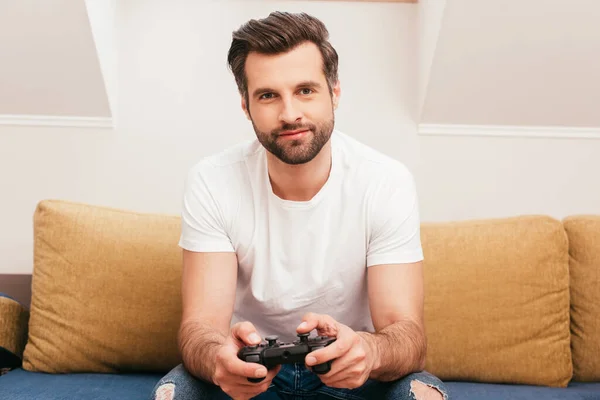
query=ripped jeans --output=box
[151,363,449,400]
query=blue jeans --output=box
[151,363,449,399]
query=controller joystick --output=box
[265,335,279,347]
[238,331,337,383]
[298,333,310,343]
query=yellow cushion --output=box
[563,216,600,382]
[421,215,572,387]
[0,295,29,363]
[22,200,183,373]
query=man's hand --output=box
[213,321,280,399]
[296,312,379,389]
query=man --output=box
[152,11,448,400]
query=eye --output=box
[259,93,275,100]
[299,88,314,95]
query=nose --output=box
[279,97,303,124]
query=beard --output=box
[251,115,335,165]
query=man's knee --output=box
[410,380,446,400]
[154,382,175,400]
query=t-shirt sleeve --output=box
[178,165,235,253]
[366,168,424,267]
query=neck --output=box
[267,141,332,201]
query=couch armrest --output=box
[0,293,29,372]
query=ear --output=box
[332,80,341,110]
[241,96,251,120]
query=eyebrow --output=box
[252,80,323,98]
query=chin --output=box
[281,149,321,165]
[280,157,315,166]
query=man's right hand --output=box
[212,321,281,399]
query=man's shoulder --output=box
[335,130,414,187]
[187,137,261,179]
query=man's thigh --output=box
[151,363,282,400]
[314,371,449,400]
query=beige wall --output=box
[417,134,600,222]
[0,0,110,117]
[421,0,600,127]
[417,0,446,118]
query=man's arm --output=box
[178,249,238,383]
[358,261,427,382]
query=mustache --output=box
[271,123,316,136]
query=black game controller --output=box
[238,332,337,383]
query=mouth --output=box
[279,129,310,139]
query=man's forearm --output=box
[178,319,227,384]
[358,317,427,382]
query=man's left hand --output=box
[296,312,378,389]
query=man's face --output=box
[242,41,340,165]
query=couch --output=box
[0,199,599,399]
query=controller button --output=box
[246,355,260,363]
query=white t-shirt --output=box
[179,130,423,342]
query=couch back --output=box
[20,200,600,387]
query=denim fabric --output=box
[151,363,449,399]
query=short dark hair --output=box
[227,11,339,102]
